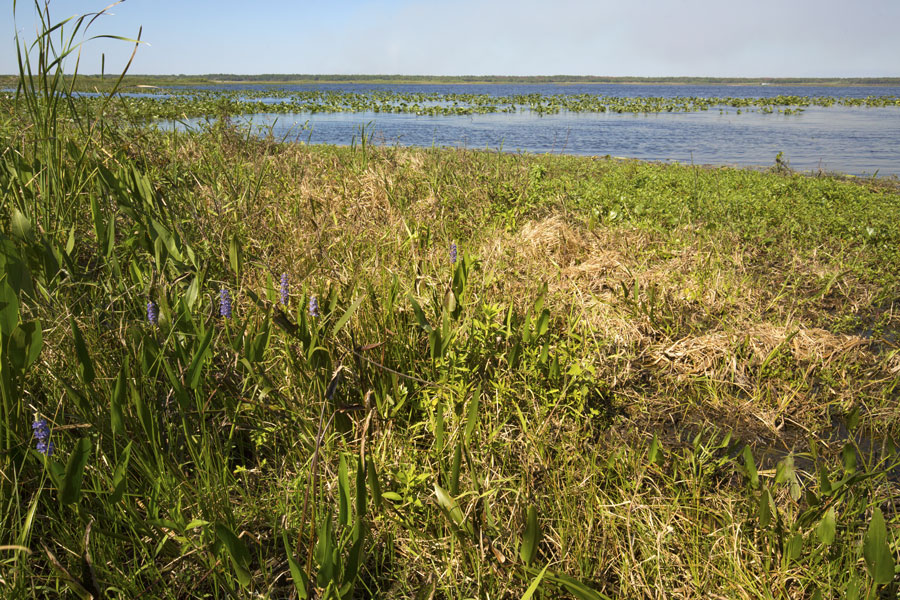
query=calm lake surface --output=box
[167,83,900,177]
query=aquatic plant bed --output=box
[2,111,900,597]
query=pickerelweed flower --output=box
[280,273,289,306]
[450,242,458,265]
[147,300,158,325]
[32,419,54,456]
[220,288,233,319]
[308,295,319,318]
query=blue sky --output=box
[2,0,899,76]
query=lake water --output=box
[162,83,900,177]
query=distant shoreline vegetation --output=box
[2,73,900,87]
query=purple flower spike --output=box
[32,419,53,456]
[220,288,233,319]
[308,295,319,318]
[450,242,457,265]
[280,273,289,306]
[147,300,158,325]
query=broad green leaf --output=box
[0,277,20,335]
[816,506,836,546]
[331,294,365,337]
[409,295,432,332]
[434,484,472,534]
[315,516,334,586]
[185,275,200,312]
[450,443,462,496]
[841,444,857,474]
[110,366,126,436]
[282,531,308,599]
[8,320,42,372]
[186,327,214,389]
[110,442,132,504]
[215,523,251,587]
[366,457,382,509]
[743,445,759,489]
[11,208,34,242]
[464,384,481,445]
[90,195,106,255]
[534,308,550,337]
[521,564,549,600]
[69,317,95,384]
[342,522,366,586]
[549,571,607,600]
[648,434,663,466]
[338,454,352,526]
[60,437,92,506]
[785,532,802,561]
[356,456,367,519]
[758,488,774,528]
[443,289,456,313]
[229,235,242,280]
[863,507,895,585]
[519,505,540,565]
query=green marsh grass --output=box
[1,5,899,599]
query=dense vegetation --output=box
[1,7,899,600]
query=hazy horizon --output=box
[2,0,899,79]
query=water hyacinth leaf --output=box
[338,454,352,526]
[110,366,126,436]
[519,504,540,565]
[186,327,214,389]
[69,317,95,385]
[816,506,836,546]
[743,445,759,489]
[521,564,549,600]
[863,507,894,585]
[282,531,308,599]
[434,484,472,534]
[0,277,20,335]
[332,294,366,337]
[60,437,92,506]
[214,523,251,587]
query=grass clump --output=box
[1,5,899,599]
